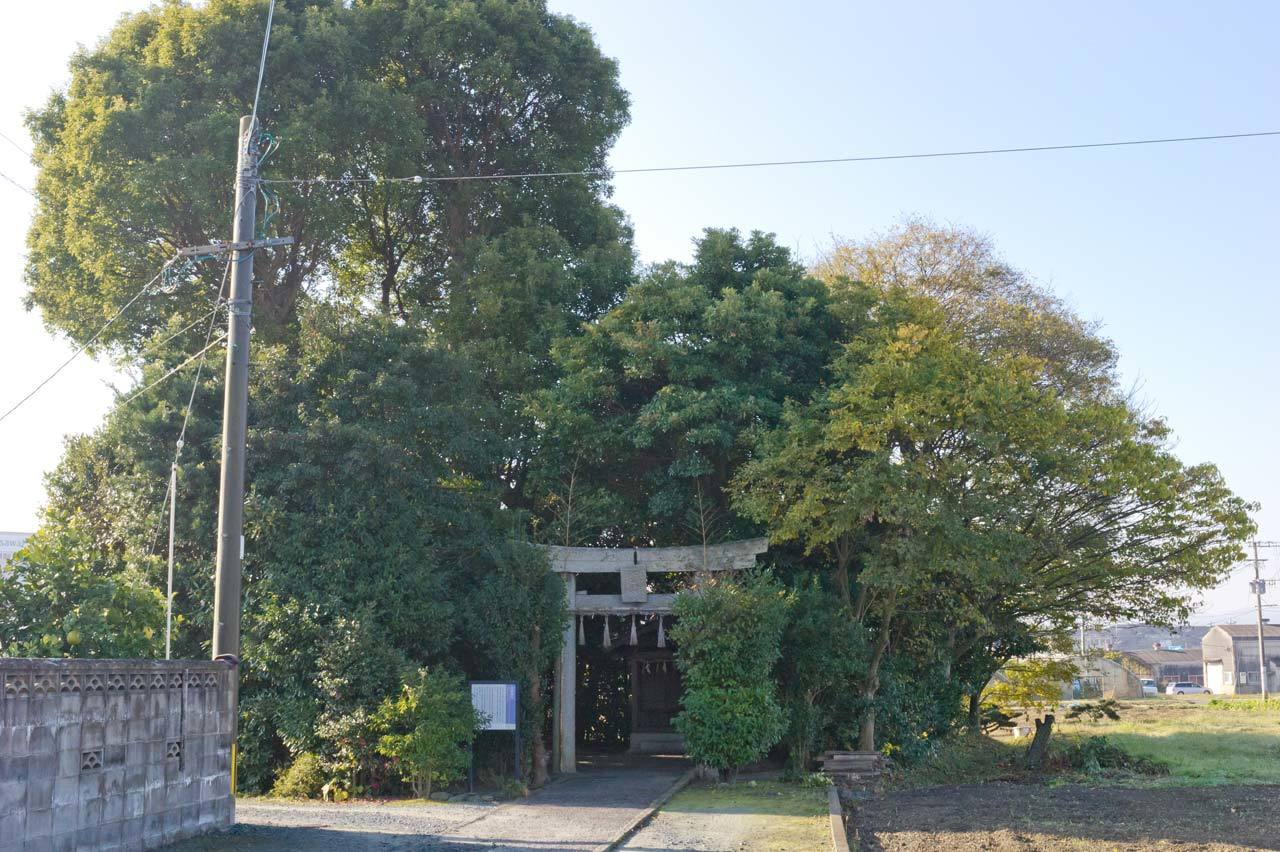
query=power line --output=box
[0,129,31,158]
[259,129,1280,188]
[144,300,227,355]
[0,170,34,197]
[248,0,277,134]
[0,256,181,426]
[120,334,227,406]
[148,260,232,541]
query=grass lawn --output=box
[1053,697,1280,786]
[892,697,1280,789]
[649,780,830,851]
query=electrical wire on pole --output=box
[0,255,182,426]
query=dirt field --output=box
[852,782,1280,851]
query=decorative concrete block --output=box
[2,659,233,849]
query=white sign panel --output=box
[470,681,518,731]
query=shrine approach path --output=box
[171,754,688,852]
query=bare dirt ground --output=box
[852,782,1280,851]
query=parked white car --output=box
[1141,679,1158,696]
[1165,681,1210,695]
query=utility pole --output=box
[211,116,258,663]
[1250,540,1274,701]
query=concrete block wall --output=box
[0,659,235,851]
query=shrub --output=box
[374,669,483,798]
[671,573,790,778]
[270,753,327,799]
[676,684,786,778]
[1056,736,1168,776]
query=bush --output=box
[270,753,327,799]
[676,684,786,778]
[671,573,790,778]
[1055,736,1168,776]
[374,669,483,798]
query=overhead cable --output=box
[259,129,1280,188]
[0,170,34,197]
[0,130,31,158]
[121,335,228,406]
[0,255,182,426]
[248,0,277,133]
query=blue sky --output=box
[547,0,1280,621]
[1,1,1276,621]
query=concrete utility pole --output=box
[1251,541,1270,701]
[211,116,258,663]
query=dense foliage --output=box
[374,669,483,799]
[670,574,789,777]
[4,0,1255,793]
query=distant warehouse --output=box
[1201,624,1280,695]
[1117,647,1204,688]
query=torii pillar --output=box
[546,538,768,774]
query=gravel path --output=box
[172,755,688,852]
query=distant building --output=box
[1065,654,1145,700]
[1201,624,1280,695]
[1116,648,1203,687]
[0,531,31,566]
[1087,623,1211,652]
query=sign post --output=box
[469,681,521,790]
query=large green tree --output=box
[27,0,632,352]
[528,229,841,545]
[733,288,1253,749]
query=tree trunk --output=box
[1024,714,1055,768]
[856,592,897,751]
[858,705,877,751]
[967,693,982,734]
[528,625,549,787]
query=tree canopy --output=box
[4,0,1256,791]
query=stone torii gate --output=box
[546,538,768,773]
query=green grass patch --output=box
[1054,698,1280,786]
[889,734,1025,789]
[660,779,829,851]
[667,780,827,817]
